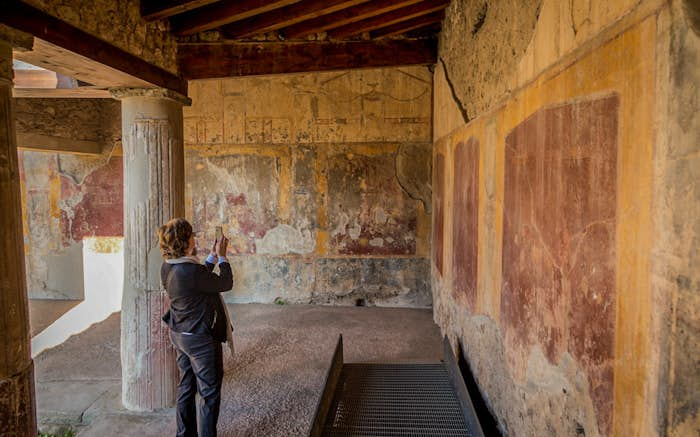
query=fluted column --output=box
[0,37,36,434]
[111,87,190,411]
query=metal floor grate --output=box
[322,363,472,437]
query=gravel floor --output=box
[34,303,442,436]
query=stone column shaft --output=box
[0,38,36,435]
[114,88,189,411]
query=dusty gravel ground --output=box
[34,303,442,436]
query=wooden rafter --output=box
[171,0,299,36]
[141,0,220,21]
[178,39,437,79]
[16,133,102,155]
[280,0,425,38]
[370,11,444,38]
[404,22,442,38]
[329,0,449,39]
[220,0,371,39]
[2,0,187,95]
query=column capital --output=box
[109,87,191,106]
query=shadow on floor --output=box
[29,299,81,337]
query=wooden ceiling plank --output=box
[171,0,299,36]
[370,11,444,38]
[2,0,187,95]
[329,0,449,39]
[16,133,102,155]
[281,0,425,38]
[141,0,220,21]
[12,68,58,89]
[13,88,112,98]
[220,0,371,39]
[178,39,437,78]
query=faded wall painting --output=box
[433,153,445,276]
[184,67,433,305]
[19,151,123,299]
[501,95,619,435]
[328,151,419,256]
[452,138,479,310]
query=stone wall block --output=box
[23,0,178,74]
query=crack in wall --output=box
[393,144,432,212]
[439,58,470,124]
[394,151,425,208]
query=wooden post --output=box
[0,35,37,435]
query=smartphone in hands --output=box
[215,226,224,242]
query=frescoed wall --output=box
[15,67,434,308]
[183,66,433,306]
[16,98,123,299]
[433,0,700,435]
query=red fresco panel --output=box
[433,153,445,275]
[60,156,123,243]
[501,95,619,436]
[452,138,479,310]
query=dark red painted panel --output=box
[433,153,445,275]
[501,95,619,436]
[452,139,479,310]
[60,156,124,242]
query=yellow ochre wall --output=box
[434,0,699,436]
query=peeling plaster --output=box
[255,224,315,255]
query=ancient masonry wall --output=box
[434,0,699,436]
[184,67,433,306]
[16,67,433,306]
[22,0,178,74]
[15,98,123,299]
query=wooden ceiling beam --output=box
[370,11,444,38]
[1,0,187,95]
[179,39,437,79]
[281,0,425,39]
[171,0,299,36]
[329,0,449,39]
[141,0,221,21]
[13,88,112,98]
[16,133,102,155]
[14,39,152,89]
[220,0,371,39]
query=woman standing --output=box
[157,218,234,437]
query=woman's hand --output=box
[218,235,229,257]
[210,238,218,257]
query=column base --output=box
[122,291,177,411]
[0,361,37,435]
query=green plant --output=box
[274,297,286,305]
[38,429,74,437]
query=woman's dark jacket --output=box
[161,259,233,343]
